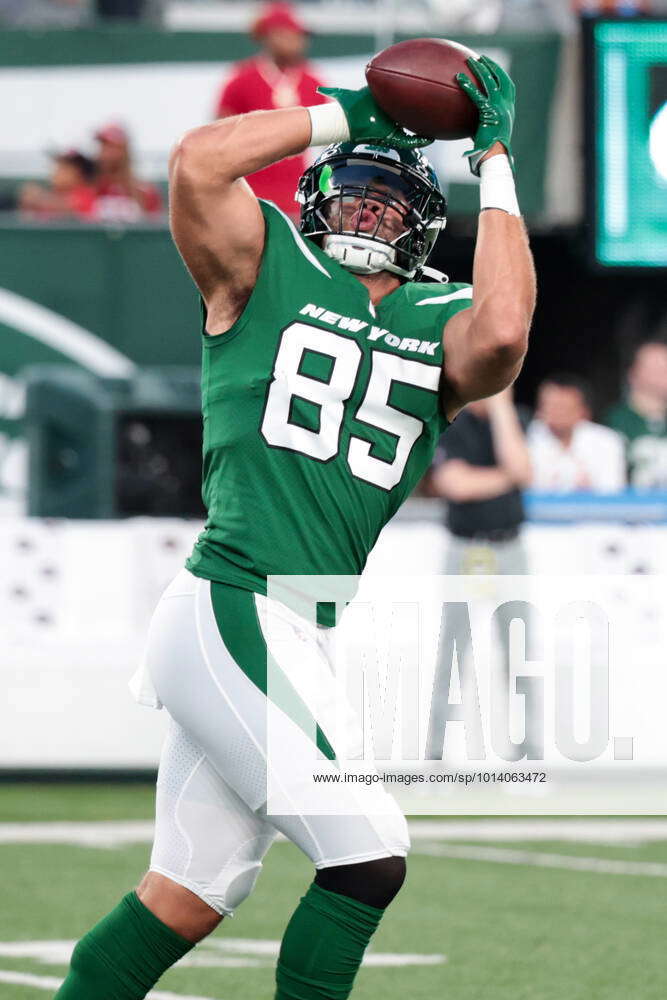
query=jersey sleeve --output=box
[405,282,473,336]
[200,199,332,342]
[401,282,473,435]
[256,198,331,276]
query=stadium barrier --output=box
[2,508,667,773]
[25,366,202,518]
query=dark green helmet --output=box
[297,142,447,281]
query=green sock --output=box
[55,891,194,999]
[275,882,384,1000]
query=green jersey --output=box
[186,200,472,607]
[605,401,667,488]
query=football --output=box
[365,38,481,141]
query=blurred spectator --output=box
[94,0,164,21]
[605,342,667,489]
[573,0,649,13]
[427,0,654,32]
[500,0,575,32]
[214,2,327,217]
[528,374,626,492]
[428,388,532,553]
[95,0,145,18]
[18,150,97,221]
[426,389,541,760]
[427,0,503,31]
[0,0,86,27]
[94,124,163,223]
[0,187,16,212]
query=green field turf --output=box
[1,785,666,1000]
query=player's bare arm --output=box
[441,57,536,420]
[169,107,311,331]
[441,198,535,419]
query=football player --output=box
[55,57,535,1000]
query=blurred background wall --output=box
[1,2,666,772]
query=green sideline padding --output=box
[0,224,200,368]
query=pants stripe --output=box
[209,582,336,761]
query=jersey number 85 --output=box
[261,322,440,492]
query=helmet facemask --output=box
[298,147,447,281]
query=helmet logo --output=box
[351,144,401,161]
[318,163,334,196]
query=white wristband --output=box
[307,102,350,147]
[479,154,520,217]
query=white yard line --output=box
[0,939,445,971]
[0,970,219,999]
[363,954,445,966]
[2,818,667,847]
[0,972,63,991]
[0,943,73,963]
[408,818,667,844]
[0,821,155,847]
[415,842,667,877]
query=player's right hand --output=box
[456,56,516,177]
[317,86,433,149]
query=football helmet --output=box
[297,142,447,281]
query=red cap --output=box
[94,123,129,145]
[252,3,308,39]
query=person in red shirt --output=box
[215,2,327,217]
[94,123,163,223]
[573,0,649,13]
[19,150,98,220]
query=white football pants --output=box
[135,569,409,916]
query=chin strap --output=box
[419,265,450,283]
[322,234,415,278]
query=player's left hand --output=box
[455,55,516,177]
[317,85,434,150]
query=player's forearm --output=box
[465,144,536,360]
[471,209,535,357]
[172,108,313,186]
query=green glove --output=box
[317,85,433,150]
[455,55,516,177]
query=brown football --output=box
[366,38,480,141]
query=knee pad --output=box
[315,855,407,909]
[154,833,274,916]
[208,850,266,913]
[151,726,276,916]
